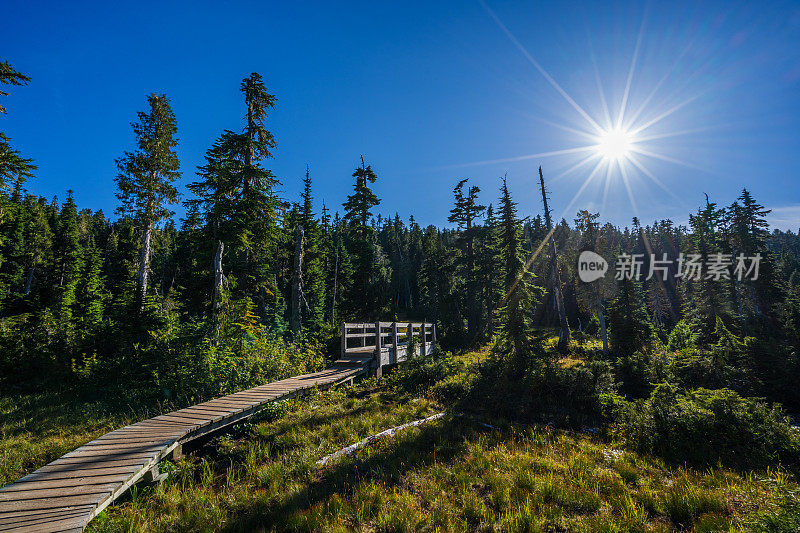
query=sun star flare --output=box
[596,127,635,162]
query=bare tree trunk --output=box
[538,166,570,350]
[24,266,34,295]
[291,225,308,338]
[598,298,608,355]
[137,221,153,311]
[212,239,225,312]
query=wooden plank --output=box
[0,475,132,492]
[343,322,375,329]
[0,483,119,501]
[17,466,140,482]
[197,400,254,409]
[60,445,166,460]
[0,493,106,512]
[0,504,94,519]
[127,420,197,430]
[0,511,90,532]
[81,431,169,448]
[152,412,211,423]
[233,389,285,396]
[0,510,86,524]
[103,425,186,434]
[345,332,376,338]
[68,438,170,450]
[176,404,236,413]
[177,405,241,420]
[38,455,152,469]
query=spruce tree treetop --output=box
[0,61,35,188]
[343,156,380,239]
[301,164,314,227]
[115,94,180,223]
[240,72,277,194]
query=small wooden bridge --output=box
[335,321,436,376]
[0,321,434,532]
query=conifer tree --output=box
[0,180,27,304]
[448,178,485,340]
[574,209,613,353]
[685,195,731,332]
[607,270,653,353]
[477,203,503,339]
[76,233,107,344]
[343,156,380,239]
[343,156,384,317]
[21,194,53,298]
[0,61,35,189]
[297,166,325,332]
[496,176,544,370]
[186,135,237,313]
[229,73,281,320]
[54,191,83,351]
[115,94,180,310]
[728,189,775,317]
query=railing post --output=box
[432,323,436,347]
[341,322,347,357]
[392,321,399,364]
[374,320,382,378]
[408,322,414,358]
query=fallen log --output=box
[316,412,446,466]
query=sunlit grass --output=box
[70,350,798,532]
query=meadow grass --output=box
[0,385,175,486]
[3,348,797,532]
[69,362,798,532]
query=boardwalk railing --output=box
[338,321,436,377]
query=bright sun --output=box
[596,127,635,162]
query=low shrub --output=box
[388,347,466,399]
[461,357,619,428]
[614,349,673,399]
[615,383,800,469]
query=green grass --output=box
[4,349,799,532]
[0,386,173,486]
[77,365,797,532]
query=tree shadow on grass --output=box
[222,415,490,532]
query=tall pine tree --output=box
[115,94,180,310]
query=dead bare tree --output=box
[538,166,570,350]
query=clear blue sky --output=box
[3,0,799,230]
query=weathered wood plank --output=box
[0,483,119,501]
[0,476,131,492]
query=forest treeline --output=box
[1,63,800,424]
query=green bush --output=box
[461,357,619,428]
[615,349,673,399]
[389,346,464,397]
[667,319,699,351]
[672,318,756,394]
[616,383,800,469]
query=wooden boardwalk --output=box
[0,366,365,532]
